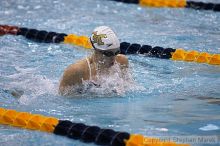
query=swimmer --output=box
[59,26,128,94]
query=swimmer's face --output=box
[101,50,120,57]
[98,56,115,67]
[95,50,117,66]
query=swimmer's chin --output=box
[59,85,77,96]
[59,84,90,97]
[58,84,120,97]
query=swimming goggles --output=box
[101,50,120,57]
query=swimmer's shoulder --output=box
[116,54,128,67]
[60,59,87,87]
[64,59,86,74]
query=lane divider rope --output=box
[0,107,58,132]
[0,25,219,65]
[140,0,186,8]
[120,42,220,65]
[64,34,92,49]
[109,0,220,12]
[0,107,189,146]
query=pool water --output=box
[0,0,220,146]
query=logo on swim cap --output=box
[90,26,120,51]
[91,32,107,46]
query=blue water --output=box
[0,0,220,146]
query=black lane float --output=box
[0,107,189,146]
[109,0,220,12]
[0,25,220,65]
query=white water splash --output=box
[155,128,169,132]
[199,124,219,131]
[62,63,145,97]
[5,66,57,104]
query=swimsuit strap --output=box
[86,57,92,80]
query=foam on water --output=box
[199,124,220,131]
[61,62,145,97]
[4,66,57,104]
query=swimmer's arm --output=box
[59,64,84,93]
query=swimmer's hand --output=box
[116,54,128,69]
[4,88,24,98]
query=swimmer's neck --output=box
[91,51,115,69]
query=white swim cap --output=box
[90,26,120,51]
